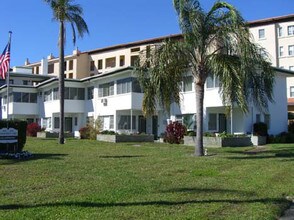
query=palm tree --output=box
[136,0,274,156]
[44,0,89,144]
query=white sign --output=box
[0,128,18,143]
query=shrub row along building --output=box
[0,14,293,138]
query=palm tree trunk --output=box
[59,21,65,144]
[195,82,204,156]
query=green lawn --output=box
[1,138,294,219]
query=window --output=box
[99,115,114,130]
[289,45,294,56]
[44,90,52,101]
[120,55,125,67]
[68,73,73,79]
[64,87,85,100]
[13,92,21,102]
[208,113,217,130]
[288,25,294,36]
[258,29,265,39]
[22,93,29,103]
[98,59,103,70]
[118,115,136,130]
[54,117,60,129]
[130,55,139,66]
[132,78,142,93]
[278,27,283,37]
[64,61,67,71]
[87,86,94,100]
[42,117,51,129]
[69,60,73,70]
[264,114,270,129]
[30,93,37,103]
[256,114,261,123]
[27,118,34,124]
[98,82,114,97]
[117,78,132,94]
[90,61,95,71]
[279,46,284,57]
[182,114,196,130]
[109,115,114,129]
[48,64,54,74]
[206,73,219,88]
[23,80,28,85]
[131,47,140,53]
[13,92,37,103]
[181,76,193,92]
[35,66,39,74]
[105,57,116,68]
[53,87,59,100]
[74,117,78,126]
[290,66,294,71]
[290,87,294,97]
[86,116,94,125]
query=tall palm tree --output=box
[44,0,89,144]
[137,0,274,156]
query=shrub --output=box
[165,121,187,144]
[26,122,42,137]
[253,122,268,136]
[204,132,215,137]
[0,120,27,153]
[79,117,102,140]
[186,130,196,136]
[100,130,116,135]
[288,121,294,133]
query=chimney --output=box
[41,57,48,75]
[73,47,81,55]
[47,53,54,60]
[24,58,30,65]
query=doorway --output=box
[65,117,73,132]
[218,113,227,133]
[138,116,146,133]
[152,116,158,139]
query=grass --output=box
[1,138,294,219]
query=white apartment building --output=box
[248,14,294,111]
[0,16,292,138]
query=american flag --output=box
[0,43,10,79]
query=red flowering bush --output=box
[165,121,187,144]
[26,122,42,137]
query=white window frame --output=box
[278,27,283,37]
[279,46,284,57]
[290,87,294,97]
[289,45,294,56]
[288,25,294,36]
[258,29,265,39]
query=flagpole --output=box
[6,31,12,121]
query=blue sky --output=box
[1,0,293,66]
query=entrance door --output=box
[218,114,227,133]
[138,116,146,133]
[65,117,73,132]
[152,116,158,139]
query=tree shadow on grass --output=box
[0,198,287,210]
[225,146,294,160]
[0,153,67,165]
[161,187,257,196]
[99,155,145,159]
